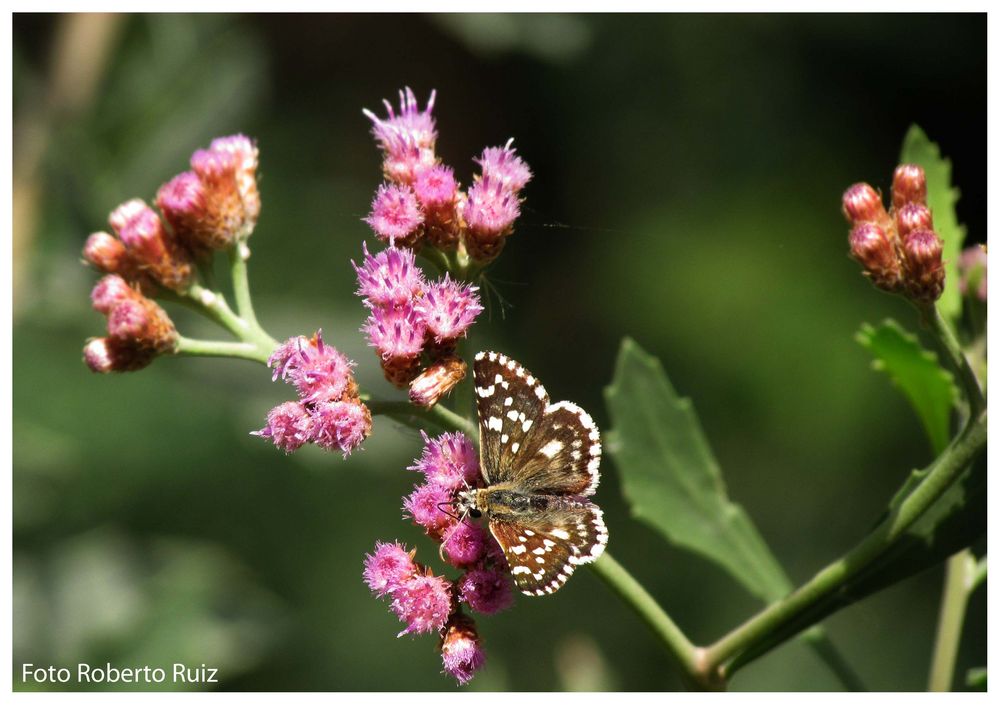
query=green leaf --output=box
[856,319,959,454]
[899,125,967,322]
[966,667,987,691]
[604,337,791,602]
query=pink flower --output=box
[414,275,483,343]
[363,87,438,184]
[440,613,486,685]
[364,183,424,244]
[464,176,521,241]
[475,140,532,193]
[309,400,372,457]
[409,432,480,490]
[353,243,426,308]
[364,542,417,597]
[413,165,458,210]
[253,401,313,453]
[267,332,355,403]
[458,567,514,615]
[390,573,453,636]
[90,275,135,314]
[362,303,427,361]
[403,483,456,533]
[267,335,310,381]
[441,522,489,568]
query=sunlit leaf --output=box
[604,337,791,602]
[856,319,958,453]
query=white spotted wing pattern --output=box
[470,351,608,596]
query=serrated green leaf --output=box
[900,125,967,322]
[856,319,958,453]
[604,338,791,602]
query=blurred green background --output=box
[13,13,985,691]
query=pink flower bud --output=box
[253,401,313,454]
[83,232,129,274]
[106,295,178,352]
[109,198,192,290]
[849,223,902,291]
[440,612,486,685]
[895,202,933,239]
[409,356,468,409]
[892,163,927,209]
[441,521,489,568]
[902,228,945,303]
[90,274,136,314]
[841,182,888,226]
[389,572,453,636]
[209,134,260,223]
[364,542,418,597]
[457,567,514,615]
[83,337,155,373]
[364,183,425,247]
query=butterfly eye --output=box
[469,508,482,519]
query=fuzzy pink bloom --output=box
[403,483,456,533]
[253,401,313,453]
[353,243,426,308]
[363,87,438,184]
[91,275,135,314]
[464,177,521,240]
[266,332,355,403]
[409,432,480,490]
[390,573,453,636]
[365,184,424,244]
[458,567,514,615]
[441,521,490,568]
[157,171,208,238]
[309,400,371,457]
[83,232,129,274]
[413,165,458,210]
[475,139,532,193]
[364,541,417,597]
[267,335,310,381]
[105,299,151,340]
[414,275,483,343]
[440,613,486,685]
[362,303,427,360]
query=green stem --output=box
[927,549,977,691]
[175,336,272,364]
[920,304,986,418]
[589,553,708,688]
[703,413,987,676]
[228,242,265,332]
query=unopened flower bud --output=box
[83,337,155,373]
[850,223,902,291]
[106,296,178,352]
[892,164,927,209]
[110,199,193,290]
[413,165,460,249]
[83,232,129,274]
[842,183,888,226]
[895,202,933,239]
[902,228,945,303]
[440,612,486,685]
[409,356,467,408]
[90,274,135,314]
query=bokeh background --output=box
[13,13,986,691]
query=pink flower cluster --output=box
[82,134,261,372]
[84,274,178,373]
[364,87,532,262]
[958,245,987,302]
[255,331,371,456]
[355,244,482,405]
[842,163,945,303]
[363,432,513,685]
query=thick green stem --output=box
[920,304,986,418]
[927,549,978,691]
[703,413,986,676]
[175,336,272,364]
[589,553,708,687]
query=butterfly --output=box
[457,351,608,596]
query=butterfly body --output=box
[469,351,608,596]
